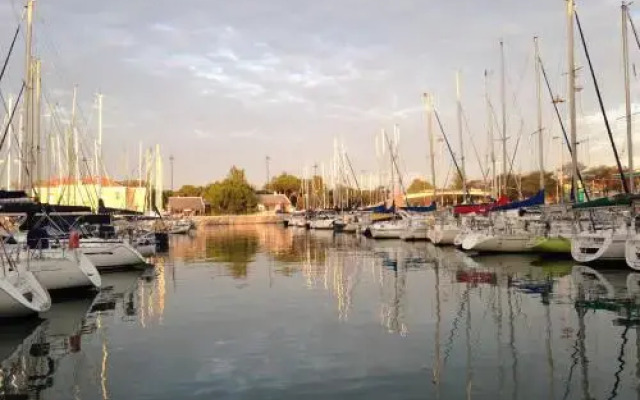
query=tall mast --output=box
[500,40,508,196]
[535,37,545,191]
[155,144,163,212]
[423,93,437,200]
[568,0,578,201]
[17,110,22,189]
[5,95,12,190]
[70,86,79,205]
[623,2,634,193]
[34,59,41,193]
[456,71,467,201]
[485,70,496,198]
[138,141,143,186]
[97,93,103,199]
[22,0,34,193]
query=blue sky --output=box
[0,0,634,188]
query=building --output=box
[36,177,149,212]
[167,196,207,215]
[258,194,292,212]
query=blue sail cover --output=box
[493,190,545,211]
[364,204,395,213]
[401,203,437,213]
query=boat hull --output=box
[572,232,627,263]
[529,236,572,254]
[462,232,533,253]
[625,235,640,271]
[430,227,459,245]
[0,270,51,318]
[401,226,428,241]
[79,241,147,270]
[28,250,101,291]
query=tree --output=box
[407,178,433,194]
[267,173,301,197]
[176,184,203,197]
[203,167,258,215]
[449,173,465,190]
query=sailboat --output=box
[0,258,51,318]
[463,39,549,254]
[571,195,632,263]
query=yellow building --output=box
[35,177,149,212]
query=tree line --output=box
[168,163,631,214]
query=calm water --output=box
[2,225,640,399]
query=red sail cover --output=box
[453,196,509,215]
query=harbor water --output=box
[2,225,640,399]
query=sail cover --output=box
[493,190,545,211]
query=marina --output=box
[2,226,640,399]
[5,0,640,397]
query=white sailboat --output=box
[0,260,51,318]
[400,216,429,241]
[73,238,147,270]
[429,213,460,245]
[23,248,101,291]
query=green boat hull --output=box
[530,236,572,254]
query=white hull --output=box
[430,226,459,245]
[136,244,157,258]
[370,222,405,239]
[453,232,467,247]
[309,219,335,230]
[78,240,147,269]
[572,231,627,263]
[0,269,51,318]
[27,249,101,291]
[401,226,428,241]
[462,232,534,253]
[625,235,640,270]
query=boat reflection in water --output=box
[5,226,640,399]
[0,265,163,399]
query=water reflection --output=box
[0,266,164,400]
[6,226,640,399]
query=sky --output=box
[0,0,636,189]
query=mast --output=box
[22,0,34,193]
[535,37,545,191]
[456,71,467,201]
[17,110,22,189]
[623,2,634,193]
[424,93,437,200]
[5,95,12,190]
[155,144,163,212]
[34,59,41,194]
[568,0,578,201]
[500,40,508,196]
[138,141,142,186]
[485,70,496,199]
[97,93,103,197]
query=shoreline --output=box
[193,214,282,227]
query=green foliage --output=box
[176,184,203,197]
[267,173,301,196]
[407,178,433,193]
[203,167,258,215]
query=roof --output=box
[39,176,123,187]
[167,196,206,211]
[258,194,291,206]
